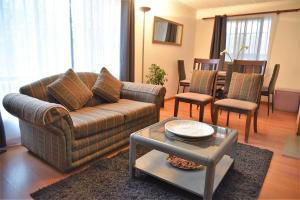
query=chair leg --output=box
[213,106,219,125]
[245,112,252,143]
[267,95,270,116]
[177,84,180,94]
[174,98,179,117]
[272,93,274,113]
[254,110,258,133]
[210,101,214,123]
[199,104,205,122]
[183,86,186,93]
[190,103,192,117]
[226,111,230,126]
[239,113,241,118]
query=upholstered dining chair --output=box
[213,72,264,143]
[261,64,280,115]
[174,70,218,122]
[177,60,190,93]
[223,60,267,125]
[193,58,220,71]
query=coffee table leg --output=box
[232,139,237,165]
[129,135,136,177]
[204,164,215,200]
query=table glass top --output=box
[135,117,237,158]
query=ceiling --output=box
[177,0,289,9]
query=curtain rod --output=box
[202,8,300,20]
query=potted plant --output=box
[146,64,168,107]
[220,45,249,63]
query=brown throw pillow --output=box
[92,67,122,102]
[47,69,93,111]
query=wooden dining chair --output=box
[261,64,280,115]
[174,70,218,122]
[223,60,267,125]
[213,72,264,143]
[177,60,190,93]
[191,58,220,114]
[193,58,220,71]
[233,59,267,75]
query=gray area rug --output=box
[283,135,300,160]
[31,143,273,200]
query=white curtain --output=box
[226,16,272,61]
[0,0,121,143]
[71,0,121,77]
[0,0,71,100]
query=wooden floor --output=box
[1,99,299,199]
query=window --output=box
[0,0,121,99]
[0,0,122,142]
[225,16,272,61]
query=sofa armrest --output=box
[3,93,71,126]
[121,82,166,120]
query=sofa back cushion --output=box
[20,72,105,106]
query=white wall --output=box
[135,0,197,98]
[268,11,300,91]
[194,0,300,90]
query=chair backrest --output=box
[268,64,280,93]
[177,60,186,81]
[193,58,220,71]
[189,70,218,97]
[233,59,267,75]
[227,72,264,103]
[223,60,267,95]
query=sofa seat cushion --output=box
[70,107,124,139]
[95,99,156,122]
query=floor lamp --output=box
[140,6,151,83]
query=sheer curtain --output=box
[0,0,71,144]
[71,0,121,77]
[0,0,71,99]
[226,16,272,61]
[0,0,121,144]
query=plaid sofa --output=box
[3,72,166,172]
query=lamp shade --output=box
[140,6,151,12]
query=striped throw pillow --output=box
[92,67,122,103]
[228,72,263,102]
[189,70,217,95]
[47,69,93,111]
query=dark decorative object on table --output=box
[0,111,7,153]
[31,143,273,200]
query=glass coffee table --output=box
[129,117,238,200]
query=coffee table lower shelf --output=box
[135,150,233,197]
